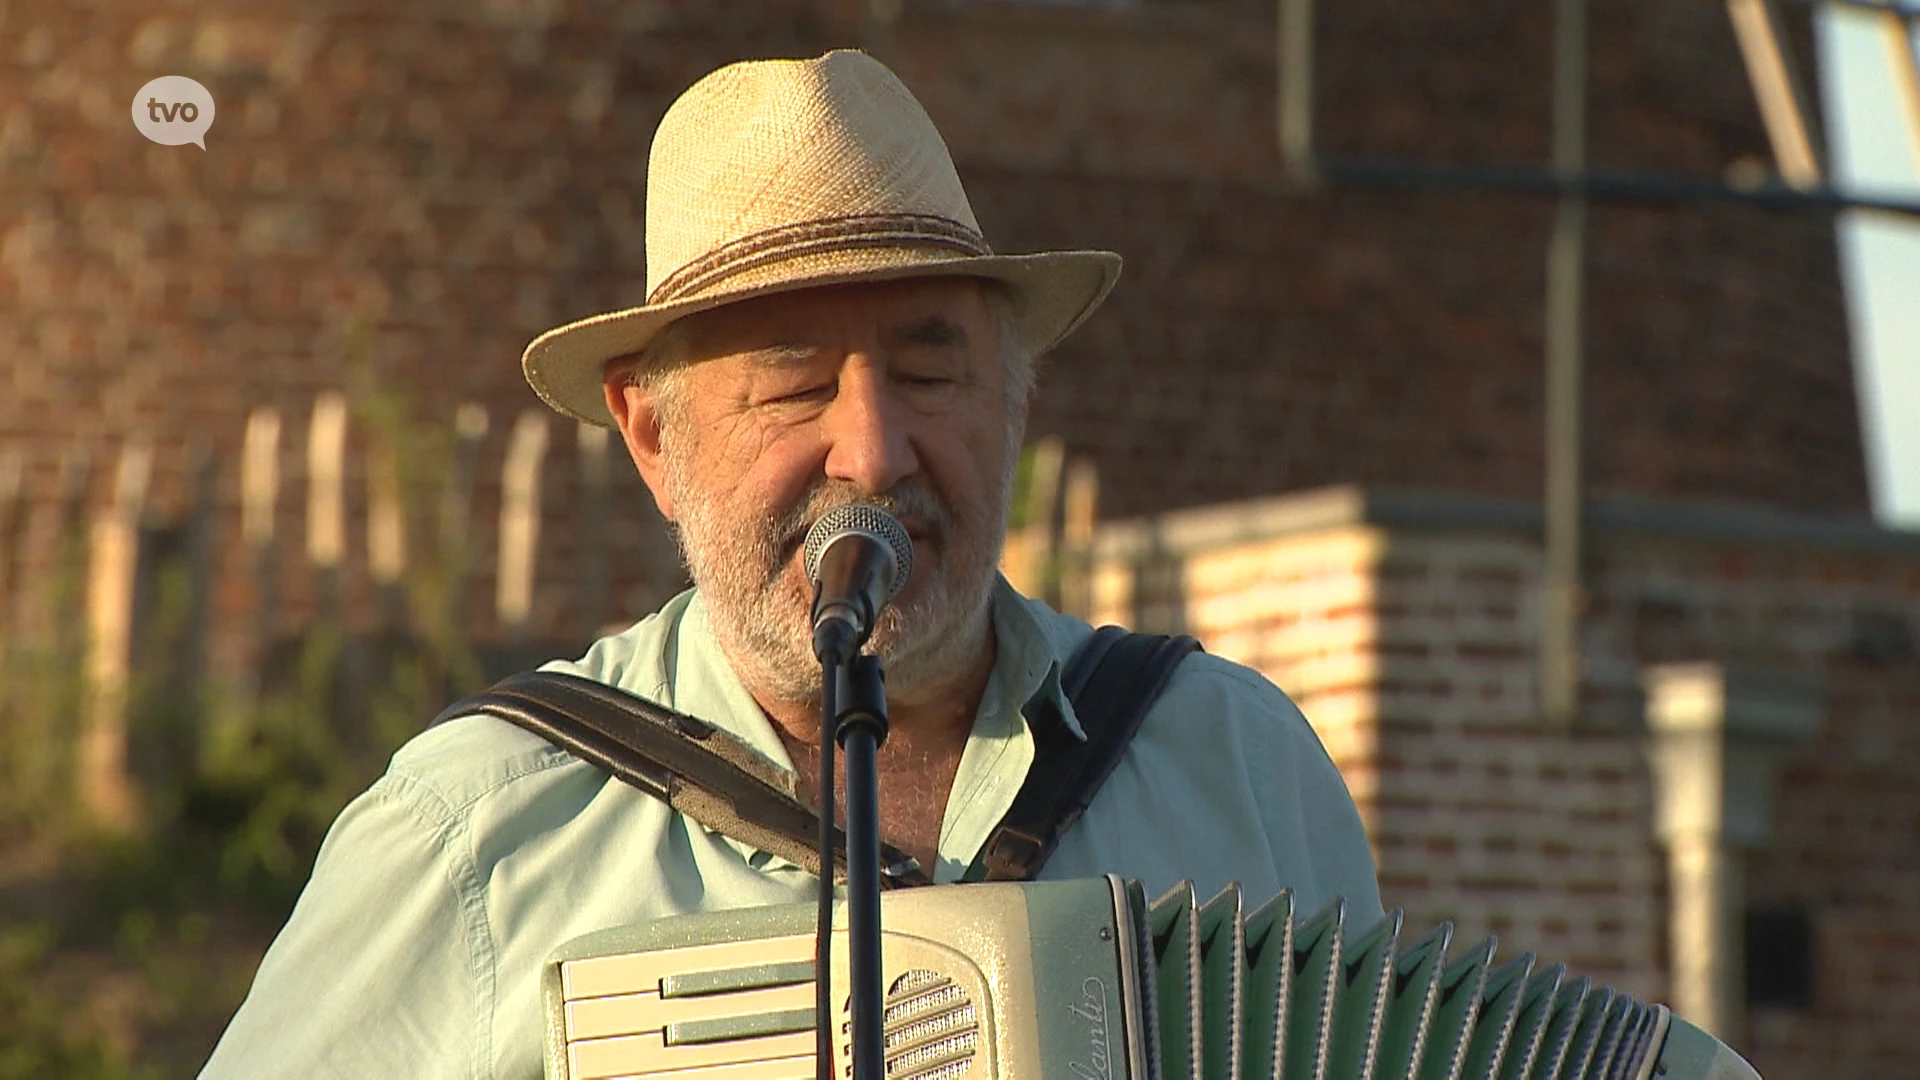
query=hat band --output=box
[648,213,993,305]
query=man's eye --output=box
[766,384,832,405]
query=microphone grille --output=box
[802,503,914,601]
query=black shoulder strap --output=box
[967,626,1201,882]
[433,626,1198,887]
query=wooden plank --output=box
[82,439,151,830]
[242,407,281,550]
[1726,0,1825,188]
[241,408,282,687]
[498,410,550,639]
[367,435,408,628]
[307,392,349,623]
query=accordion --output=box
[540,876,1759,1080]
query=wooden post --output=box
[307,392,349,619]
[497,410,549,643]
[1060,458,1098,619]
[241,407,281,696]
[1725,0,1824,189]
[576,423,612,634]
[82,439,151,831]
[367,436,408,629]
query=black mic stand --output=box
[835,655,888,1080]
[814,626,890,1080]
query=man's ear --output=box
[604,376,678,521]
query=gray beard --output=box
[662,457,1014,709]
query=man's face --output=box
[635,277,1024,706]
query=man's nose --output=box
[821,362,919,494]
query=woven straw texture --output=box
[521,50,1121,426]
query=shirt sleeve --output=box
[200,774,493,1080]
[1239,668,1386,927]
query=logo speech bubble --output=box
[131,75,216,150]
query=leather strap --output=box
[967,627,1201,881]
[431,670,932,888]
[434,626,1200,886]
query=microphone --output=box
[803,504,914,666]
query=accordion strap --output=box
[967,626,1201,882]
[431,669,919,885]
[431,625,1198,886]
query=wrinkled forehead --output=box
[671,276,995,363]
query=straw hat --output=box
[521,50,1123,427]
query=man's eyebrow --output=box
[739,343,821,369]
[890,315,968,348]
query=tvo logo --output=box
[131,76,216,149]
[146,99,202,124]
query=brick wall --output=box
[1586,525,1920,1077]
[1091,485,1920,1080]
[0,0,1866,643]
[1,4,1899,1071]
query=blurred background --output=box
[2,0,1917,1076]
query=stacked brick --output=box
[1092,503,1664,1003]
[1091,487,1920,1080]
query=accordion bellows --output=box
[542,876,1760,1080]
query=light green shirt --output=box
[201,579,1380,1079]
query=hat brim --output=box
[522,247,1122,427]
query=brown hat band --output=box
[647,213,994,305]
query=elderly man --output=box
[202,50,1380,1079]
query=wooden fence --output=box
[0,396,1100,830]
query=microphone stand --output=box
[835,655,888,1080]
[814,631,890,1080]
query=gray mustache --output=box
[779,481,950,552]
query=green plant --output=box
[0,327,495,1075]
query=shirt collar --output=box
[986,576,1085,743]
[662,577,1084,755]
[656,576,1087,878]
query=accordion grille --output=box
[842,968,978,1080]
[1141,882,1668,1080]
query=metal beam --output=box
[1278,0,1319,186]
[1270,0,1920,216]
[1542,0,1589,727]
[1310,158,1920,216]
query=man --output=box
[202,50,1380,1078]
